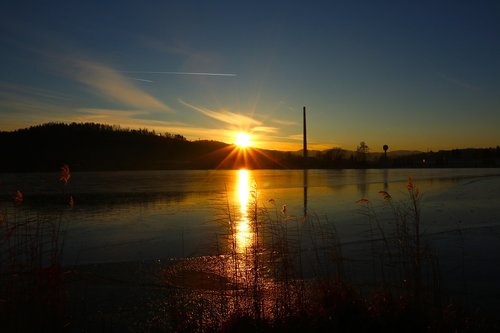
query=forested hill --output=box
[2,123,498,172]
[0,123,244,171]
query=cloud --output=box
[128,77,154,83]
[123,71,236,77]
[438,72,480,91]
[137,37,227,77]
[5,31,172,112]
[75,107,233,141]
[75,108,185,130]
[252,126,279,133]
[76,108,150,121]
[0,83,229,143]
[0,82,169,132]
[179,100,261,127]
[0,82,72,102]
[255,131,339,151]
[70,60,172,112]
[286,134,304,141]
[271,119,299,126]
[0,83,76,129]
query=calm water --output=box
[2,168,500,310]
[1,168,499,266]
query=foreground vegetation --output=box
[159,178,499,332]
[0,165,71,331]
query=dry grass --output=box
[161,177,499,332]
[0,164,72,331]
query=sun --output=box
[235,132,252,148]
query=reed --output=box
[163,176,499,332]
[164,182,363,331]
[0,165,72,331]
[356,178,434,304]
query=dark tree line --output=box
[0,123,225,171]
[1,123,498,172]
[389,147,500,168]
[0,122,293,171]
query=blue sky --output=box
[1,0,499,151]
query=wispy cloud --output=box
[0,82,73,102]
[0,83,75,129]
[179,100,261,127]
[75,108,181,131]
[76,108,150,121]
[256,132,339,151]
[5,30,172,112]
[128,77,154,83]
[70,60,172,112]
[286,134,304,141]
[137,37,230,77]
[271,119,298,126]
[438,72,480,91]
[252,126,279,133]
[0,82,168,132]
[75,107,233,141]
[123,71,237,77]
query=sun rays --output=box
[199,142,287,170]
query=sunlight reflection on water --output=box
[235,169,253,253]
[1,168,500,265]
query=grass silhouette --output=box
[0,165,72,331]
[160,177,499,332]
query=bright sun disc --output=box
[235,132,252,147]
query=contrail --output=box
[123,71,237,77]
[129,77,154,83]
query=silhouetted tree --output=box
[357,141,369,163]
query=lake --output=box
[1,168,500,310]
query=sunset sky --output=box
[1,1,499,151]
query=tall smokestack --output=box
[303,106,308,166]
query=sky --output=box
[1,0,499,152]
